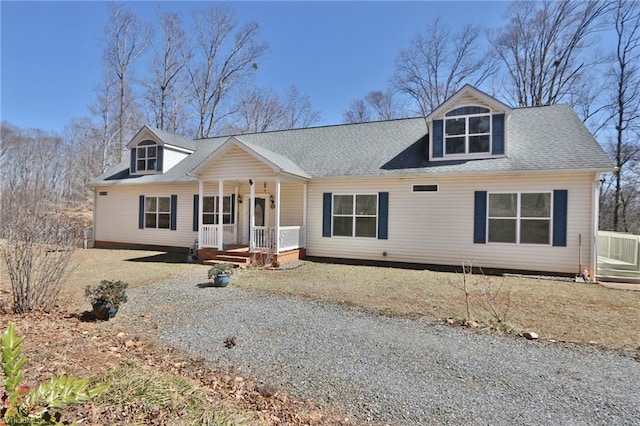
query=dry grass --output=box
[0,248,207,310]
[233,262,640,351]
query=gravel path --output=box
[120,270,640,425]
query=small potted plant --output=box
[84,279,128,320]
[207,263,234,287]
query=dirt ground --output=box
[0,249,353,425]
[1,248,638,424]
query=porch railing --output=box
[252,226,275,250]
[279,226,305,252]
[201,224,237,248]
[250,226,305,252]
[597,231,640,267]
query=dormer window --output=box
[444,106,491,155]
[137,140,158,172]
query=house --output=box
[90,85,614,277]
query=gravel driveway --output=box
[121,270,640,425]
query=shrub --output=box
[207,263,234,280]
[84,279,129,309]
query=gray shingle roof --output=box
[90,104,614,186]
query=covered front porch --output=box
[188,135,311,266]
[194,177,307,265]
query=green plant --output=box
[84,279,129,309]
[1,322,109,424]
[207,263,234,280]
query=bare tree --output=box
[0,124,80,313]
[231,87,285,133]
[490,0,611,107]
[606,0,640,232]
[224,85,321,134]
[393,16,497,116]
[183,5,267,138]
[280,85,321,129]
[89,75,120,172]
[344,90,407,123]
[103,3,152,161]
[143,10,191,133]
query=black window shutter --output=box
[432,120,444,158]
[138,195,145,229]
[474,191,487,244]
[378,192,389,239]
[170,194,178,231]
[553,190,568,247]
[156,145,164,172]
[492,114,505,155]
[192,194,199,232]
[231,194,236,224]
[322,193,332,237]
[130,148,137,174]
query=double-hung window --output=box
[137,141,157,172]
[145,196,171,229]
[202,196,233,225]
[488,192,551,244]
[445,106,491,155]
[332,194,377,237]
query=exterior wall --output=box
[306,173,597,274]
[94,183,199,249]
[199,146,276,181]
[163,147,189,172]
[94,179,306,249]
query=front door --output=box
[242,195,268,244]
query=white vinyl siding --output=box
[306,173,595,274]
[94,184,198,248]
[162,147,189,172]
[199,146,276,181]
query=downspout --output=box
[590,173,601,281]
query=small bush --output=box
[207,263,234,279]
[85,279,129,309]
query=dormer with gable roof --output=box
[428,84,512,161]
[126,125,195,175]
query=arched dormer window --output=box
[444,106,491,155]
[136,140,158,172]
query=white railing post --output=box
[198,180,204,249]
[218,179,224,249]
[275,177,280,254]
[249,179,255,251]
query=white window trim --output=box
[332,193,378,238]
[145,196,171,229]
[486,191,553,245]
[136,141,158,173]
[444,106,492,156]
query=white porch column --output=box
[198,179,204,248]
[590,174,601,281]
[217,179,224,249]
[249,179,255,251]
[234,185,239,243]
[303,182,308,248]
[275,177,281,254]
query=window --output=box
[145,196,171,229]
[444,106,491,155]
[488,192,551,244]
[332,194,377,237]
[202,196,234,224]
[137,140,157,172]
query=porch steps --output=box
[202,246,251,268]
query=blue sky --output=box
[1,1,511,134]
